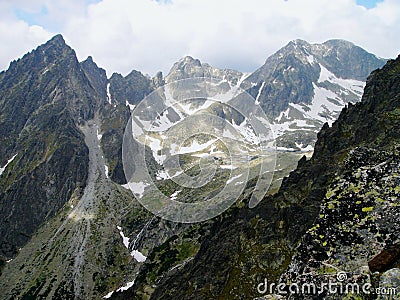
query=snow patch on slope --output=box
[131,250,147,262]
[123,181,150,199]
[318,64,365,95]
[226,174,243,184]
[116,225,147,263]
[170,190,182,200]
[103,280,136,298]
[173,139,217,155]
[125,100,135,111]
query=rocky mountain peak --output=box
[82,55,95,64]
[80,56,108,103]
[7,34,76,75]
[322,38,355,49]
[287,38,312,52]
[313,39,383,80]
[81,55,104,73]
[165,55,244,86]
[165,55,205,83]
[34,33,74,61]
[181,55,202,65]
[35,34,69,56]
[241,38,386,150]
[108,69,154,106]
[48,33,66,45]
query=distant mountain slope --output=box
[243,39,386,150]
[159,41,386,151]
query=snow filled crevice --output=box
[0,153,17,177]
[106,83,112,105]
[255,82,265,105]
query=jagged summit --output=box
[165,55,244,85]
[47,33,66,45]
[81,55,104,71]
[178,55,202,65]
[83,55,95,63]
[33,34,73,58]
[165,55,207,82]
[322,38,355,47]
[287,38,311,49]
[6,34,75,74]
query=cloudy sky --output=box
[1,0,399,77]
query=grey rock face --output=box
[109,70,154,106]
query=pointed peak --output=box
[110,72,123,80]
[38,34,73,55]
[181,55,195,61]
[81,56,99,68]
[47,34,67,46]
[178,56,202,65]
[81,56,94,66]
[80,55,106,76]
[290,39,310,46]
[126,69,146,79]
[269,39,313,59]
[285,39,312,53]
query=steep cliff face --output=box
[0,35,98,258]
[108,70,154,106]
[132,56,400,299]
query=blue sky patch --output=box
[356,0,384,9]
[14,5,48,27]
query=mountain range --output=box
[0,35,397,300]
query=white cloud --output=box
[0,2,52,71]
[1,0,399,76]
